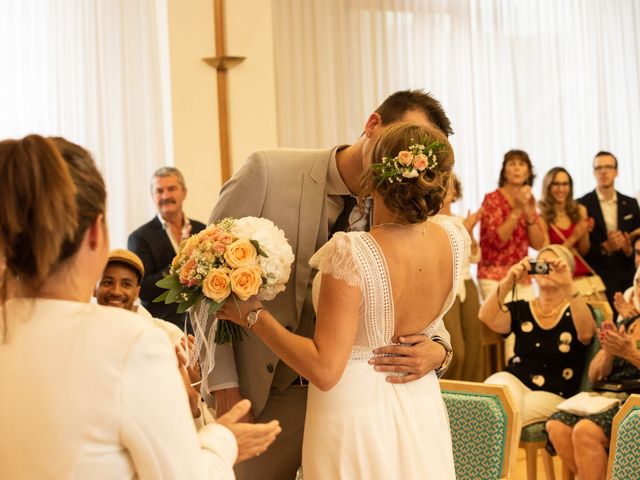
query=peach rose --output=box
[224,239,258,268]
[202,268,231,303]
[397,150,413,166]
[412,153,429,171]
[178,258,198,286]
[230,266,262,301]
[213,241,227,254]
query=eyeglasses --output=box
[550,182,570,187]
[593,165,617,172]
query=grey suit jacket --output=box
[208,147,451,417]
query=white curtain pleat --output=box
[272,0,640,215]
[0,0,172,248]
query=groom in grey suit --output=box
[208,90,455,480]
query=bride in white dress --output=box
[218,122,467,479]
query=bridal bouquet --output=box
[155,216,294,345]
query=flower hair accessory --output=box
[371,140,446,185]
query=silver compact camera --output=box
[528,260,550,275]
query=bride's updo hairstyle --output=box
[360,122,454,224]
[0,135,106,298]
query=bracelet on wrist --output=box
[525,218,536,226]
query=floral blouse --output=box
[478,189,537,281]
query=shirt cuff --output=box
[209,381,240,392]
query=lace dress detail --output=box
[309,216,469,363]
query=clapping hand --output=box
[462,208,482,234]
[607,230,631,252]
[513,185,532,210]
[613,292,640,320]
[599,323,635,360]
[216,399,281,464]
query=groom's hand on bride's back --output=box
[368,335,446,384]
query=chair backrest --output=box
[607,394,640,480]
[579,300,613,391]
[440,380,519,480]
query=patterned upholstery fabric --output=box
[442,391,507,479]
[610,407,640,479]
[520,421,546,442]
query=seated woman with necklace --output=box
[479,245,596,443]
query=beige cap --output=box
[108,249,145,280]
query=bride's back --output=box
[370,220,454,338]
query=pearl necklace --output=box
[533,298,567,317]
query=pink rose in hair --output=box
[412,153,429,171]
[397,150,413,166]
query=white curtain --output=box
[0,0,173,248]
[272,0,640,215]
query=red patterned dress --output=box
[478,189,537,283]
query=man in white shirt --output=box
[95,249,202,417]
[578,151,640,310]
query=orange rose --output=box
[230,266,262,301]
[202,268,231,303]
[224,239,258,268]
[178,258,197,286]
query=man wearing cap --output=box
[95,249,203,419]
[128,167,206,329]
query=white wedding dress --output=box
[301,215,466,480]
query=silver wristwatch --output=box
[246,308,264,330]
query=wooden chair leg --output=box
[523,442,538,480]
[542,450,556,480]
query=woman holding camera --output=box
[479,245,595,440]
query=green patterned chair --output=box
[607,394,640,480]
[519,300,613,480]
[440,380,518,480]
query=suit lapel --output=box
[588,191,608,237]
[617,191,628,229]
[294,153,330,318]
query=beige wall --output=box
[166,0,278,223]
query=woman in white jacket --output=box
[0,135,280,479]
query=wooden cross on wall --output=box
[202,0,246,183]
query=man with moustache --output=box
[128,167,206,329]
[578,151,640,310]
[207,90,456,480]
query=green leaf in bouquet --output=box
[153,290,170,303]
[250,239,268,258]
[177,292,201,314]
[166,286,185,304]
[208,300,224,315]
[156,275,182,289]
